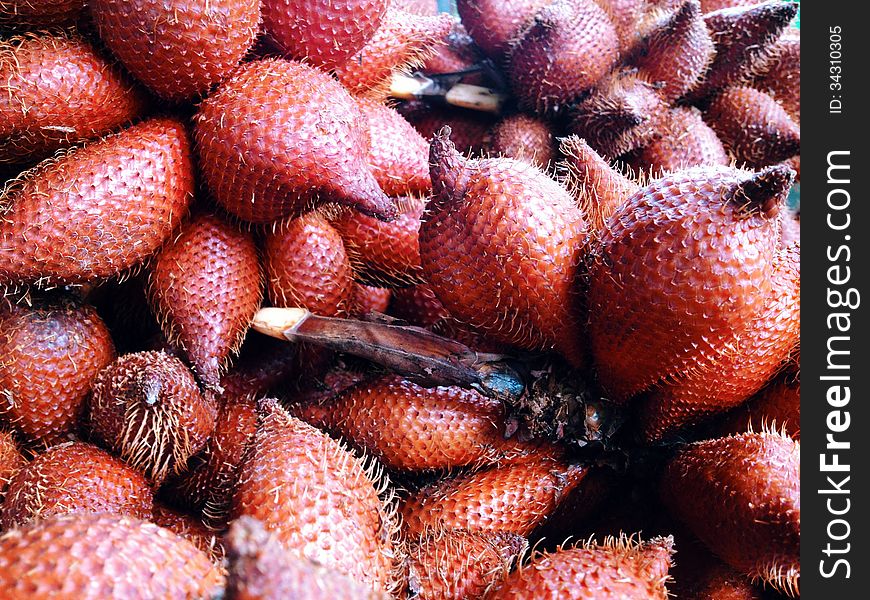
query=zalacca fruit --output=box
[456,0,549,58]
[486,114,557,171]
[0,117,194,289]
[0,0,87,28]
[0,432,25,502]
[716,372,800,440]
[628,106,729,174]
[194,58,395,224]
[752,33,800,122]
[353,283,392,316]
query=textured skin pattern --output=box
[0,297,115,445]
[690,1,798,99]
[0,432,25,502]
[489,537,673,599]
[335,9,454,97]
[263,213,354,317]
[331,195,426,287]
[0,513,224,599]
[704,85,800,168]
[632,0,713,102]
[195,58,395,224]
[1,442,153,530]
[262,0,388,69]
[587,165,788,402]
[0,0,86,28]
[91,0,261,102]
[388,284,451,327]
[293,374,549,471]
[422,20,485,85]
[400,454,587,537]
[631,106,729,174]
[456,0,549,58]
[568,71,670,159]
[661,432,800,595]
[668,535,765,600]
[0,117,195,289]
[420,134,588,366]
[400,101,495,156]
[486,114,557,170]
[717,373,800,440]
[699,0,759,11]
[508,0,619,112]
[357,98,431,197]
[0,32,148,165]
[225,516,386,600]
[352,284,391,316]
[395,0,439,14]
[149,212,263,389]
[560,135,639,234]
[639,242,800,440]
[752,34,799,122]
[406,529,526,600]
[598,0,647,52]
[231,403,397,595]
[150,503,223,563]
[88,351,217,484]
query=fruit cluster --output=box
[0,0,799,598]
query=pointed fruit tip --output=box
[736,164,795,218]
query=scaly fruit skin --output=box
[353,283,392,316]
[716,373,800,440]
[631,0,713,102]
[406,529,526,600]
[334,9,454,98]
[87,351,217,485]
[149,211,263,390]
[0,513,225,599]
[400,453,587,538]
[263,212,354,317]
[91,0,261,102]
[225,516,386,600]
[1,442,153,530]
[420,132,588,366]
[231,402,398,595]
[508,0,620,113]
[752,34,799,122]
[587,165,789,402]
[0,117,194,289]
[0,0,86,28]
[195,58,395,224]
[486,114,557,171]
[395,0,438,15]
[0,432,25,502]
[388,284,451,327]
[357,98,431,197]
[0,32,148,165]
[262,0,387,70]
[0,296,115,445]
[150,503,223,562]
[661,432,800,596]
[668,532,763,600]
[488,536,674,599]
[638,241,800,441]
[704,85,800,168]
[456,0,549,58]
[422,20,486,85]
[330,195,426,288]
[598,0,647,52]
[629,106,729,174]
[400,102,495,156]
[292,374,548,472]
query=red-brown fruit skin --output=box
[0,432,26,503]
[292,374,550,472]
[421,20,486,85]
[357,98,432,197]
[263,213,354,317]
[353,283,392,316]
[149,211,263,390]
[586,165,788,403]
[1,442,153,530]
[405,529,527,600]
[631,0,714,103]
[668,530,764,600]
[400,453,588,538]
[508,0,620,113]
[225,515,386,600]
[0,117,195,289]
[262,0,387,70]
[331,195,426,288]
[334,9,454,98]
[704,85,800,168]
[638,241,799,441]
[231,402,398,595]
[699,0,760,10]
[0,513,225,599]
[486,114,557,171]
[597,0,647,52]
[395,0,439,15]
[661,432,800,595]
[456,0,549,58]
[488,536,674,599]
[399,101,495,156]
[195,58,395,224]
[0,0,87,28]
[629,106,730,174]
[0,32,149,165]
[388,284,452,327]
[87,351,217,485]
[91,0,261,103]
[0,297,115,445]
[715,373,800,440]
[752,34,799,122]
[151,503,223,563]
[420,132,588,366]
